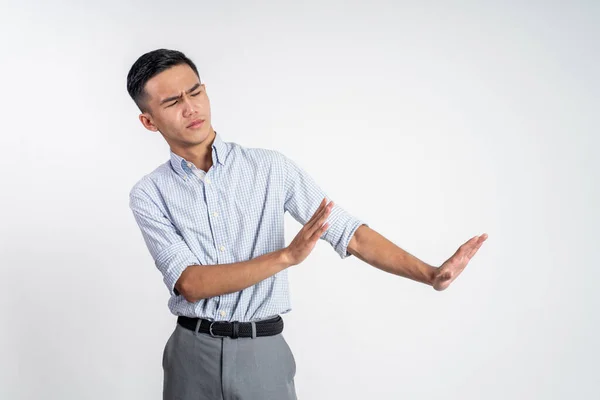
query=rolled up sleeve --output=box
[129,187,201,296]
[280,152,368,259]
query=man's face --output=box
[139,64,212,148]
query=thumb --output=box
[437,270,452,282]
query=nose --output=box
[182,95,198,118]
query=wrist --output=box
[277,248,294,270]
[425,264,438,286]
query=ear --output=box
[139,113,159,132]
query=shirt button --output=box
[212,212,218,217]
[220,310,226,317]
[219,245,225,252]
[205,177,211,184]
[187,162,192,168]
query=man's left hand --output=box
[432,233,489,291]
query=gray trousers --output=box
[162,322,298,400]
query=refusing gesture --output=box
[282,198,333,266]
[432,233,488,291]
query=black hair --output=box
[126,48,200,113]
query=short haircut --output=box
[126,48,200,113]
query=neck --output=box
[171,127,217,172]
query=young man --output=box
[127,48,488,400]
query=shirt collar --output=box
[169,131,229,178]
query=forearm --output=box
[348,225,436,285]
[176,249,291,302]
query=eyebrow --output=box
[159,83,202,105]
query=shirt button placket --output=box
[206,174,224,263]
[207,170,226,319]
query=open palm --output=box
[433,233,488,291]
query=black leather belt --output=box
[177,315,283,338]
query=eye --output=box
[166,100,178,108]
[191,91,201,97]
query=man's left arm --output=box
[276,150,488,288]
[347,225,488,291]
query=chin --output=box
[183,129,211,144]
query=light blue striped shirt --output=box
[129,132,367,322]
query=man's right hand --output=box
[282,197,333,267]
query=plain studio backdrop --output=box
[1,1,598,399]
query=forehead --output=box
[144,64,200,102]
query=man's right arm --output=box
[130,186,331,303]
[177,197,333,302]
[175,251,290,303]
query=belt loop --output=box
[194,319,201,336]
[232,321,240,339]
[251,321,257,339]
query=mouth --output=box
[187,119,205,128]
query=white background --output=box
[1,1,598,399]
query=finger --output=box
[437,270,452,282]
[459,235,479,256]
[306,203,333,238]
[452,237,474,259]
[309,198,329,224]
[309,222,330,241]
[312,198,328,219]
[305,198,327,228]
[469,233,488,246]
[305,199,333,233]
[466,235,479,247]
[304,201,327,233]
[467,247,478,260]
[316,200,333,225]
[467,235,487,259]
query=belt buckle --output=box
[209,320,240,338]
[209,321,224,338]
